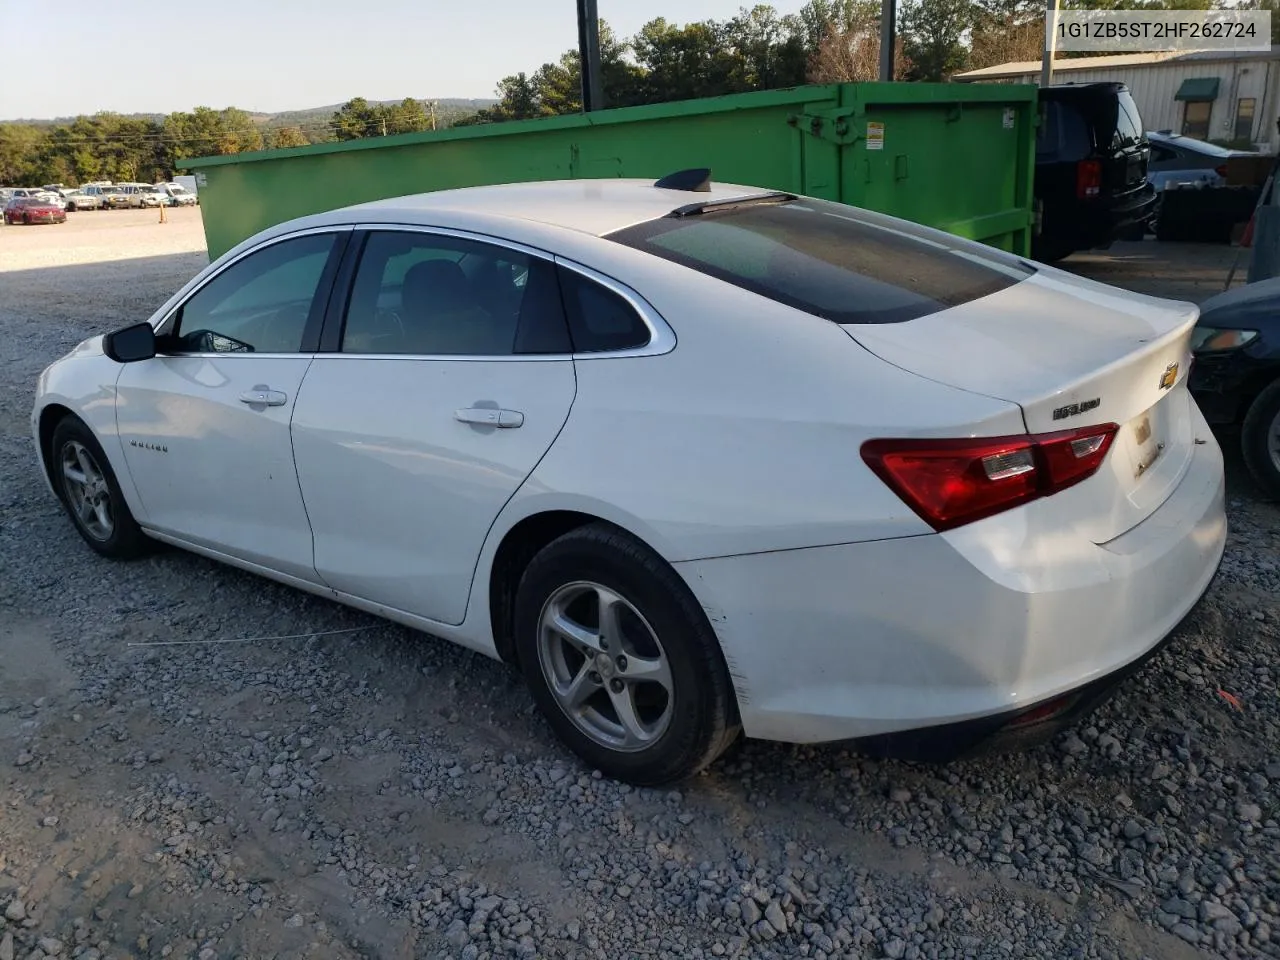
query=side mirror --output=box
[103,322,156,363]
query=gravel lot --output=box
[1,212,1278,960]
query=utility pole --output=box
[1041,0,1060,87]
[429,100,437,131]
[879,0,897,81]
[576,0,604,111]
[380,116,388,137]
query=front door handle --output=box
[454,407,524,428]
[239,388,288,407]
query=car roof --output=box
[337,178,779,238]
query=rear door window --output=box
[340,231,571,356]
[608,198,1034,325]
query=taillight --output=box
[860,424,1119,532]
[1076,159,1102,199]
[1215,164,1228,178]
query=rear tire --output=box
[513,523,740,785]
[1242,379,1280,501]
[50,416,151,559]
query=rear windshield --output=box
[607,198,1034,325]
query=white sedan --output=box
[31,174,1227,785]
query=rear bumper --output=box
[850,565,1216,761]
[675,411,1226,747]
[1043,185,1157,249]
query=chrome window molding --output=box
[153,221,677,363]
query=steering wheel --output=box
[259,304,311,352]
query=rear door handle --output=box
[239,388,288,407]
[455,407,524,428]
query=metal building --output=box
[955,47,1280,153]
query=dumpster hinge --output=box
[787,109,862,146]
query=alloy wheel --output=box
[60,440,114,541]
[536,580,674,752]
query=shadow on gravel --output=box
[0,252,208,306]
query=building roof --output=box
[954,46,1280,81]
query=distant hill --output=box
[5,98,497,126]
[263,97,496,127]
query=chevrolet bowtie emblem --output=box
[1158,362,1178,391]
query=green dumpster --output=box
[181,81,1037,262]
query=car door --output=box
[290,227,578,625]
[114,228,350,581]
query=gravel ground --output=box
[1,213,1278,960]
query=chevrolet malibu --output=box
[31,175,1226,785]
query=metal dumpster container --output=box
[181,82,1037,261]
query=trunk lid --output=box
[843,269,1199,543]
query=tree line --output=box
[0,0,1242,186]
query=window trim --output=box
[311,222,675,362]
[153,225,353,358]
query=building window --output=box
[1183,101,1212,140]
[1235,97,1257,143]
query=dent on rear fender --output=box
[680,566,752,708]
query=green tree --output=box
[330,97,383,139]
[632,18,741,101]
[268,125,311,149]
[391,98,433,134]
[900,0,973,80]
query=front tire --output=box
[514,523,740,785]
[50,417,151,559]
[1242,379,1280,500]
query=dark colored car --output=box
[1033,82,1157,262]
[3,196,68,225]
[1190,278,1280,498]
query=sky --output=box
[1,0,793,120]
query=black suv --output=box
[1033,82,1157,262]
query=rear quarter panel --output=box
[514,244,1028,562]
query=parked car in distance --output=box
[1146,131,1253,191]
[136,185,169,208]
[1033,82,1157,262]
[31,176,1225,785]
[63,189,102,211]
[8,187,58,204]
[158,182,198,206]
[98,184,133,209]
[5,195,67,224]
[1189,277,1280,499]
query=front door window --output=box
[168,232,338,354]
